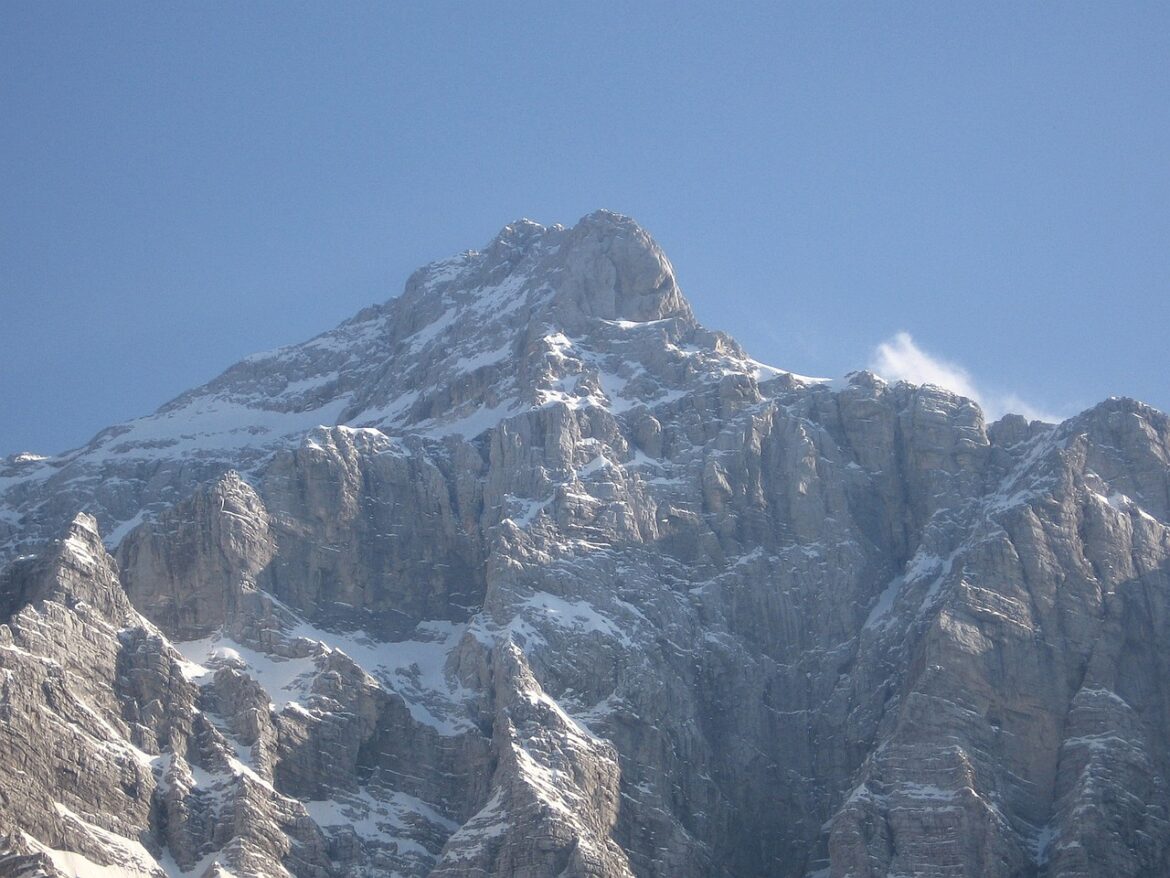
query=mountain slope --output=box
[0,211,802,560]
[3,212,1170,877]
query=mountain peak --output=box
[403,211,692,331]
[5,211,1170,878]
[0,212,793,555]
[552,212,692,327]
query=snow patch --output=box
[175,635,319,709]
[22,803,167,878]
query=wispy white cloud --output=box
[868,332,1060,423]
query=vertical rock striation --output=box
[3,212,1169,876]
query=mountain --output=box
[2,211,1169,877]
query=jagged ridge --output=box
[2,213,1170,877]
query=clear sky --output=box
[3,3,1168,456]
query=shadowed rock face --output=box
[3,212,1170,877]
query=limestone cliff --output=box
[2,212,1168,877]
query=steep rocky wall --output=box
[3,213,1170,877]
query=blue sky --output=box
[2,4,1168,456]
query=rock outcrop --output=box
[3,212,1169,877]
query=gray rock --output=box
[3,212,1170,877]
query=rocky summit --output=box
[2,211,1169,878]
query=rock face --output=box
[3,211,1170,877]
